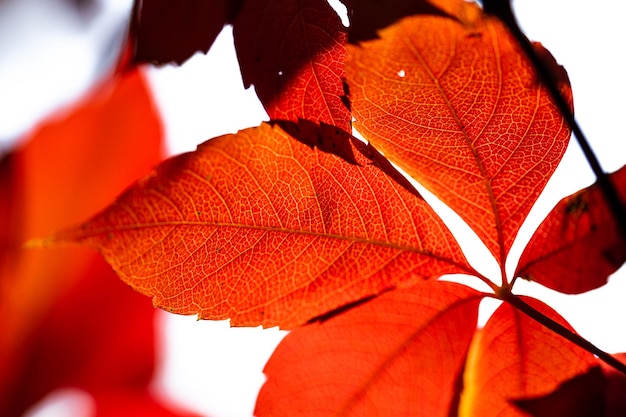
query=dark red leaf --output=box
[234,0,350,130]
[130,0,243,66]
[512,352,626,417]
[512,366,607,417]
[600,353,626,417]
[516,165,626,294]
[340,0,450,43]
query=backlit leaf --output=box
[256,280,483,417]
[346,1,572,265]
[233,0,350,130]
[516,165,626,294]
[460,296,596,417]
[52,121,475,329]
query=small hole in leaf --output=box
[397,69,406,78]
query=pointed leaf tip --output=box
[516,165,626,294]
[346,2,572,265]
[58,121,474,328]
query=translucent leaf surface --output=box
[53,121,475,328]
[460,297,596,417]
[346,2,572,264]
[256,280,482,417]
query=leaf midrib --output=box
[410,19,505,266]
[67,219,474,272]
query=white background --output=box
[0,1,624,416]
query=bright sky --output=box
[1,1,625,416]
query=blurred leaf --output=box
[0,68,197,416]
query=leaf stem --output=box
[500,289,626,376]
[483,0,626,240]
[474,272,501,294]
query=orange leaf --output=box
[345,1,572,265]
[256,280,483,417]
[53,120,475,329]
[233,0,351,130]
[516,165,626,294]
[460,296,596,417]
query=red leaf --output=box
[93,389,202,417]
[234,0,350,130]
[0,69,197,416]
[345,2,572,265]
[0,152,23,281]
[0,69,162,358]
[256,281,483,417]
[5,258,156,417]
[460,296,596,417]
[516,165,626,294]
[52,121,475,329]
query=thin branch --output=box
[501,290,626,376]
[483,0,626,240]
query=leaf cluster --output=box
[2,0,625,416]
